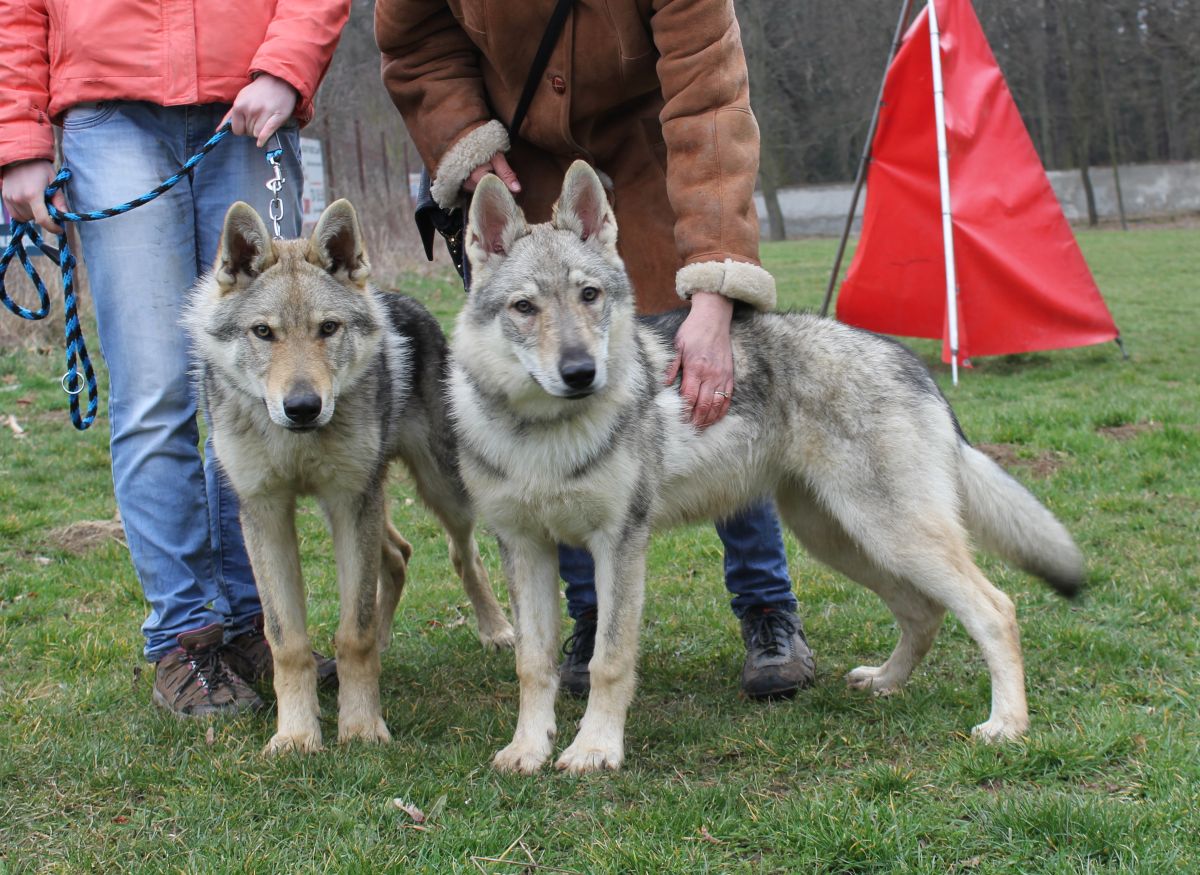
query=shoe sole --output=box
[152,687,264,719]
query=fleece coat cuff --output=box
[676,259,777,311]
[431,120,510,209]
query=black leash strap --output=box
[509,0,576,137]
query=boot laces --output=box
[178,647,236,701]
[562,612,598,658]
[750,610,797,658]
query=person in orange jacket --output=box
[0,0,351,717]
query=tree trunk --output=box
[759,172,787,242]
[1079,159,1098,227]
[1095,32,1127,230]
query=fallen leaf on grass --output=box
[3,414,26,438]
[392,798,426,823]
[17,395,33,406]
[112,816,129,825]
[688,826,722,845]
[205,726,215,746]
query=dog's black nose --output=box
[283,391,323,425]
[559,352,596,391]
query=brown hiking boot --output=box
[153,624,263,718]
[223,614,339,690]
[739,606,816,699]
[558,610,597,698]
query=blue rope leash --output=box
[0,122,234,430]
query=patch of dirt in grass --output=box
[976,443,1068,478]
[48,514,126,554]
[1096,421,1161,441]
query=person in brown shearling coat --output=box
[377,0,815,699]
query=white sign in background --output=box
[300,137,326,230]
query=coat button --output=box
[550,75,566,94]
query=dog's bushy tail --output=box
[958,443,1084,597]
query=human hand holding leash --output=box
[465,152,521,194]
[2,159,67,235]
[219,74,298,147]
[665,291,735,429]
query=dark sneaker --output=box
[153,624,263,718]
[223,614,339,690]
[739,606,815,699]
[559,610,597,697]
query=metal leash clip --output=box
[265,139,286,239]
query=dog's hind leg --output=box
[376,516,413,653]
[492,533,560,774]
[323,485,391,745]
[555,526,650,775]
[786,478,1028,740]
[447,522,516,650]
[407,463,515,649]
[240,494,322,754]
[776,483,944,695]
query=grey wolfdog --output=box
[184,200,514,754]
[448,162,1084,775]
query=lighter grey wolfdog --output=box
[184,200,514,754]
[449,162,1084,775]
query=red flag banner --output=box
[837,0,1119,362]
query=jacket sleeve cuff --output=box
[430,120,509,209]
[0,124,56,171]
[676,259,777,311]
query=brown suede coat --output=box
[377,0,774,313]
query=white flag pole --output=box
[927,0,960,385]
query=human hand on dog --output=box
[220,74,298,147]
[2,159,67,235]
[464,152,521,194]
[665,291,735,429]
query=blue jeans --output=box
[61,101,303,661]
[560,498,797,620]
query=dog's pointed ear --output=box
[308,199,371,288]
[466,174,528,287]
[552,160,617,257]
[215,202,275,294]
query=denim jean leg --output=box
[189,106,305,638]
[720,498,797,618]
[61,103,221,660]
[559,545,598,620]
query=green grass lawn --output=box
[1,227,1197,873]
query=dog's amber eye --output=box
[319,320,341,337]
[512,300,536,315]
[581,286,600,303]
[252,324,274,340]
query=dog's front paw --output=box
[264,729,324,755]
[479,622,516,651]
[845,664,902,695]
[493,737,552,774]
[971,716,1028,743]
[338,715,392,745]
[555,736,624,775]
